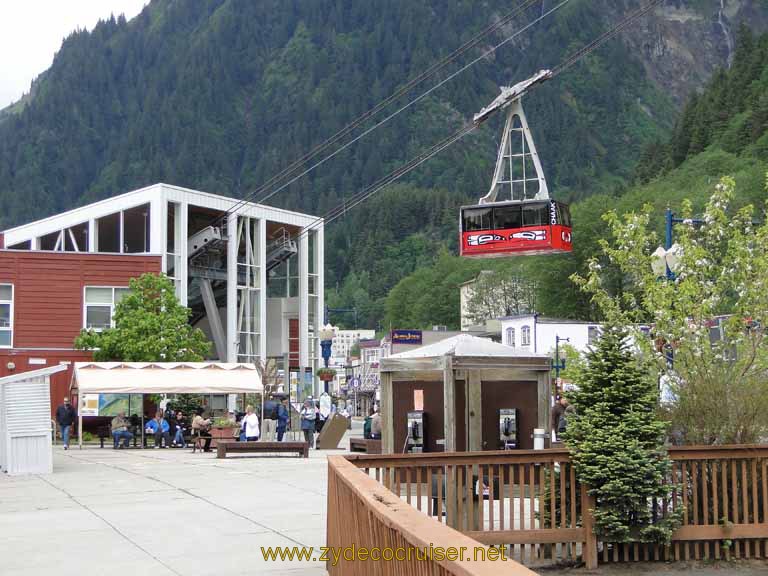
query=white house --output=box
[499,314,602,355]
[331,329,375,363]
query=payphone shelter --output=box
[379,334,551,454]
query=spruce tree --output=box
[565,325,678,544]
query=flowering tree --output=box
[464,269,537,326]
[572,176,768,444]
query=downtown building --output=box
[0,183,324,414]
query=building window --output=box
[84,287,130,331]
[588,326,600,345]
[506,327,515,347]
[521,325,531,347]
[0,284,13,347]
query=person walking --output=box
[550,395,569,443]
[559,403,576,437]
[370,406,382,440]
[276,398,290,442]
[55,397,77,450]
[243,405,260,441]
[262,400,277,442]
[300,399,316,448]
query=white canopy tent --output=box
[71,362,263,449]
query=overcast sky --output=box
[0,0,148,108]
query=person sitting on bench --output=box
[111,411,133,449]
[191,408,213,452]
[172,410,187,447]
[145,410,171,448]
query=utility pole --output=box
[553,335,569,399]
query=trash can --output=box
[533,428,546,450]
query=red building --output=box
[0,250,161,415]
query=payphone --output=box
[499,408,518,449]
[405,410,427,453]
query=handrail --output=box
[328,455,537,575]
[345,444,768,567]
[667,444,768,459]
[346,448,571,468]
[347,445,768,468]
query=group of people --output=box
[55,394,350,451]
[109,408,211,449]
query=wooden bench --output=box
[349,437,382,454]
[216,440,309,459]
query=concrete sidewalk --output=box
[0,444,337,576]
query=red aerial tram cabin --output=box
[460,199,572,258]
[458,73,573,259]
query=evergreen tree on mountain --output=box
[2,1,768,328]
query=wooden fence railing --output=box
[327,454,539,575]
[343,445,768,569]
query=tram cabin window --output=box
[494,205,523,230]
[556,203,572,227]
[522,202,549,227]
[463,208,492,231]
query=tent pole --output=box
[141,394,145,449]
[78,403,83,450]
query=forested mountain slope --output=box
[0,0,765,327]
[384,26,768,329]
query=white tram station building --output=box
[0,183,324,401]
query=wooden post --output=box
[467,370,482,451]
[380,371,394,454]
[443,355,455,452]
[536,370,550,441]
[581,485,598,569]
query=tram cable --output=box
[286,0,667,246]
[214,0,564,226]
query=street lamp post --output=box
[651,208,693,367]
[553,335,569,399]
[319,324,335,394]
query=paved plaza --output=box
[0,443,333,576]
[2,437,767,576]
